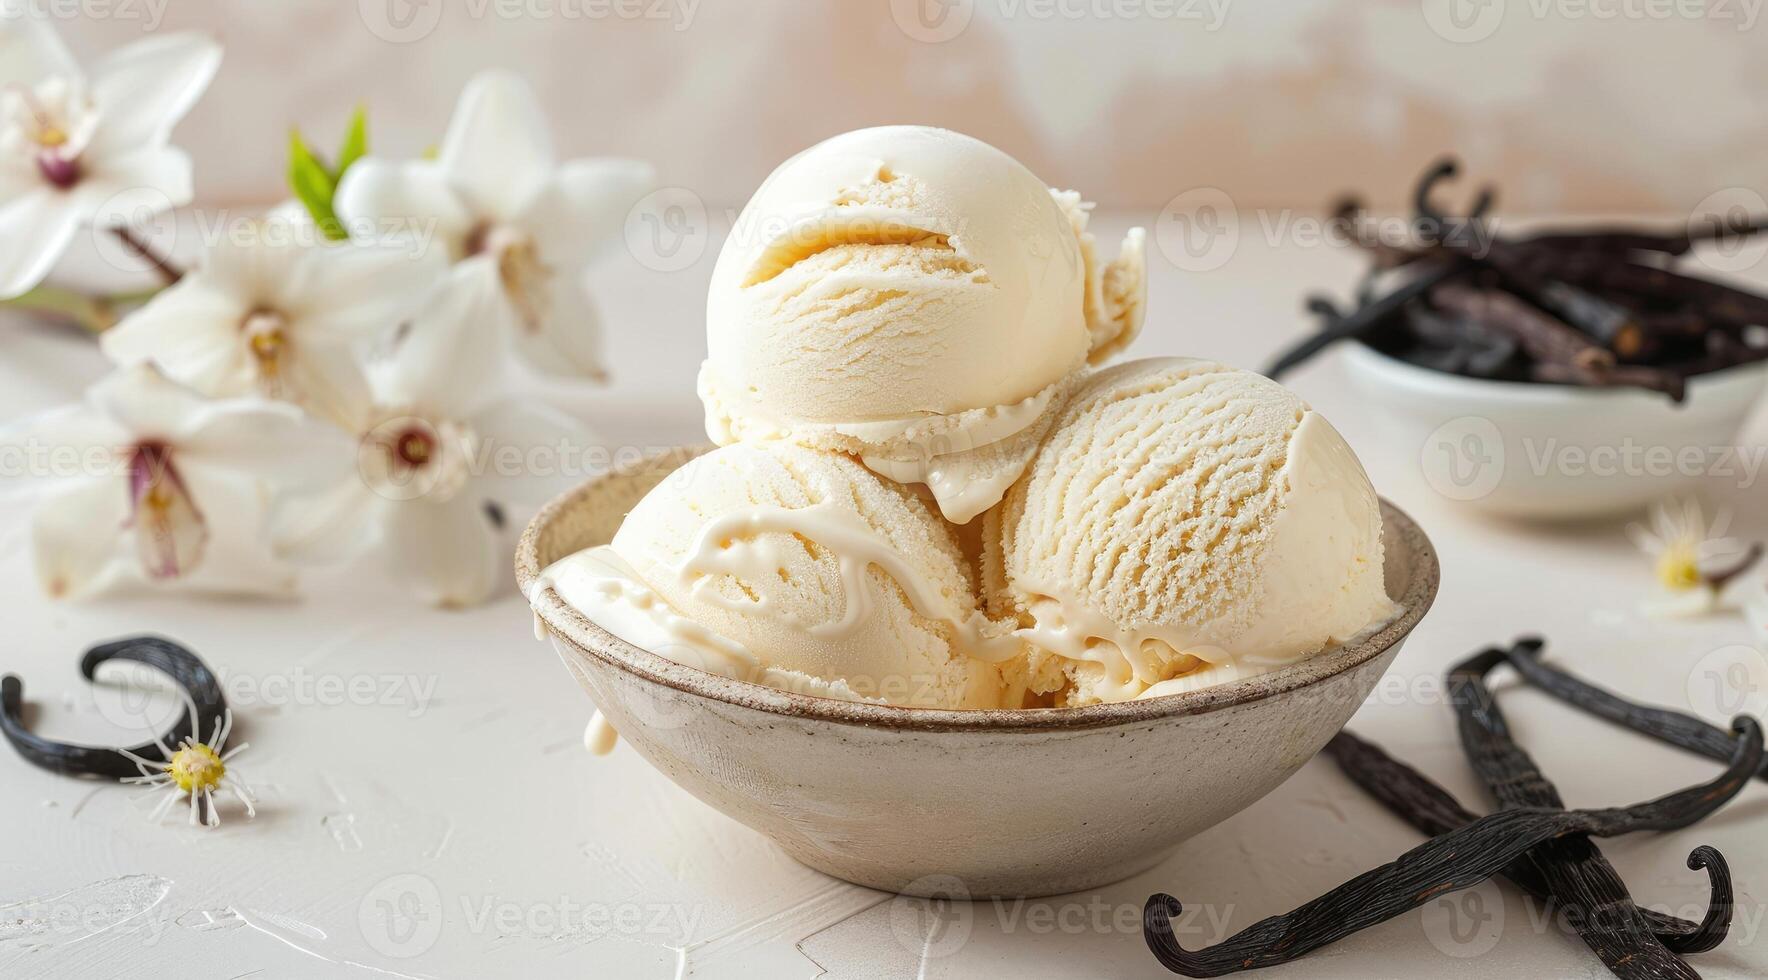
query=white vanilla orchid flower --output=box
[1627,497,1763,618]
[272,274,589,608]
[100,212,445,425]
[0,12,220,297]
[334,70,653,380]
[0,363,350,598]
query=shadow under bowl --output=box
[517,449,1440,898]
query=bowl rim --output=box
[1340,338,1768,405]
[516,454,1440,734]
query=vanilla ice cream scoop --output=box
[985,358,1399,705]
[537,443,1020,709]
[700,126,1145,523]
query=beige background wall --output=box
[53,0,1768,213]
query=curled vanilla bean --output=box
[1323,732,1722,953]
[1,636,226,779]
[1143,717,1762,976]
[1450,644,1720,978]
[1499,639,1768,781]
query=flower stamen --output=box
[127,442,208,580]
[466,223,554,333]
[242,309,290,382]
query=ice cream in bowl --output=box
[517,127,1439,897]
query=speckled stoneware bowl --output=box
[517,449,1439,898]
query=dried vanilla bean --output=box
[1265,259,1462,379]
[1499,639,1768,781]
[1269,158,1768,386]
[1,635,226,779]
[1450,645,1717,978]
[1143,717,1762,976]
[1323,732,1725,953]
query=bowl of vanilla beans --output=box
[1270,159,1768,519]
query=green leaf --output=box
[334,106,369,180]
[287,128,348,241]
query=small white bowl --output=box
[517,451,1439,898]
[1340,343,1768,519]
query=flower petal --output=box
[436,71,555,221]
[512,269,606,380]
[293,242,446,341]
[371,263,509,416]
[467,398,591,504]
[178,399,354,495]
[32,477,127,599]
[85,32,221,159]
[0,12,78,90]
[270,478,387,567]
[279,341,373,429]
[88,363,226,444]
[383,495,502,608]
[0,404,129,501]
[79,144,195,218]
[521,158,656,266]
[0,188,79,298]
[334,158,474,256]
[197,214,312,305]
[170,463,298,597]
[100,278,250,395]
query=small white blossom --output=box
[272,273,587,608]
[0,363,350,598]
[0,12,220,296]
[121,709,255,828]
[1628,497,1762,618]
[100,212,445,425]
[334,70,653,380]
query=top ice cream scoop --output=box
[700,125,1145,523]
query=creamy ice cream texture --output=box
[700,125,1145,524]
[536,126,1397,731]
[537,442,1020,712]
[985,358,1400,705]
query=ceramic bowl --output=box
[517,451,1440,898]
[1341,342,1768,519]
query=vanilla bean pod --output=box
[1330,196,1429,270]
[1450,644,1718,978]
[1,636,225,779]
[1265,259,1463,379]
[1271,158,1768,384]
[1143,717,1761,976]
[1519,212,1766,258]
[1430,284,1690,399]
[1323,732,1724,953]
[1565,260,1768,329]
[1499,640,1768,781]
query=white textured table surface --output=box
[3,212,1767,979]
